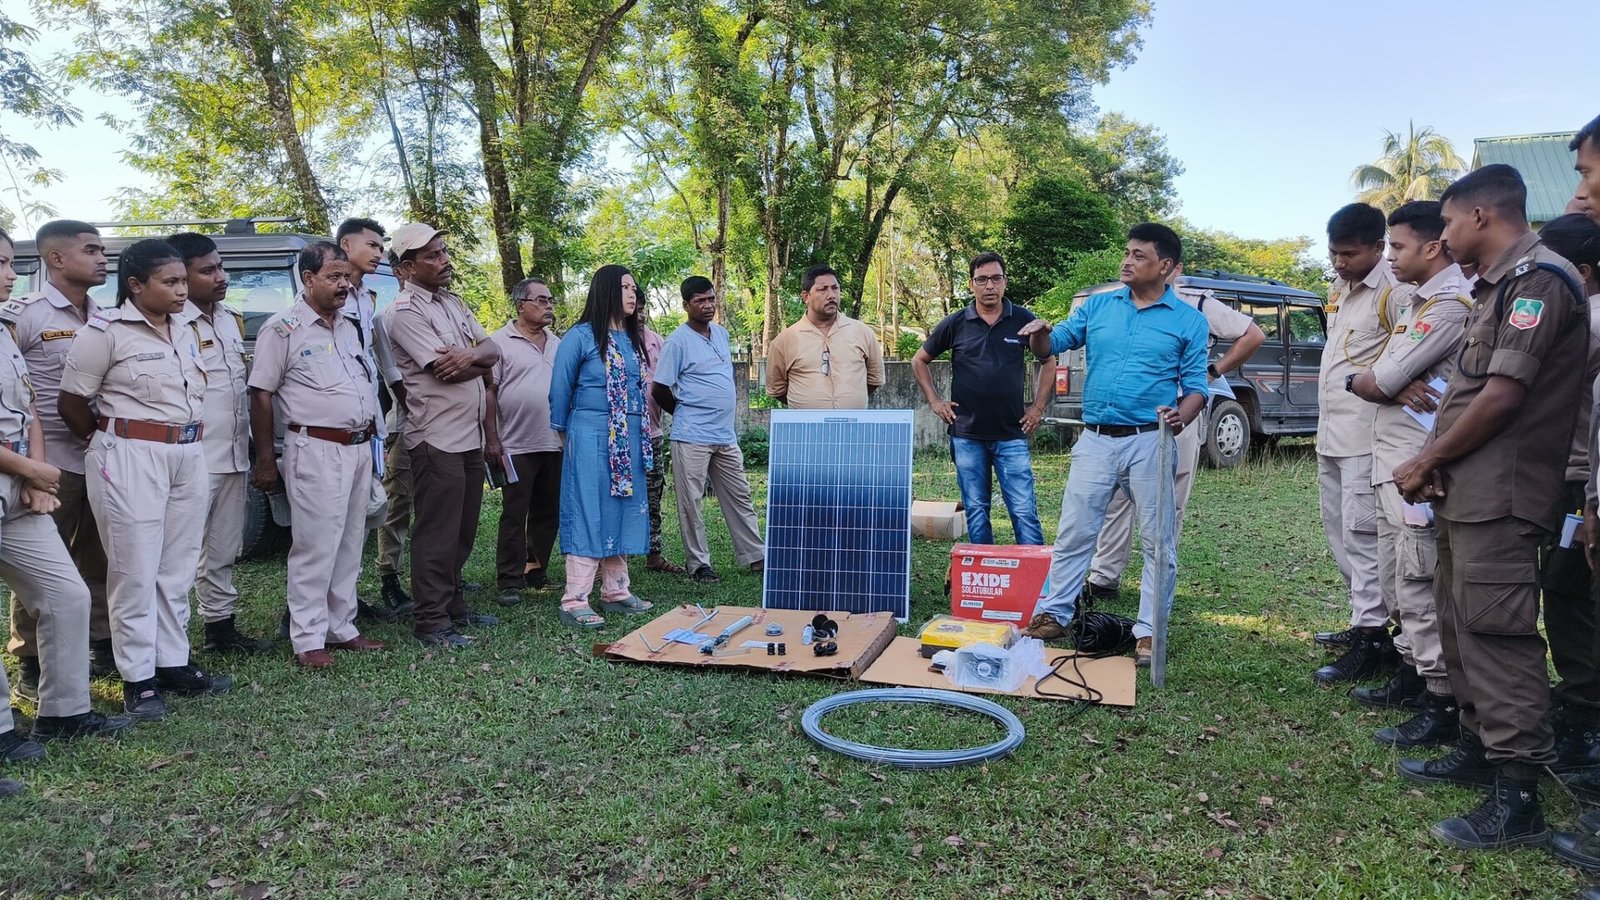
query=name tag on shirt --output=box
[136,352,165,362]
[41,330,76,341]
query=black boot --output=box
[155,664,233,697]
[358,597,401,623]
[12,656,39,703]
[1350,665,1426,710]
[1430,769,1548,850]
[1398,730,1496,788]
[1313,626,1390,684]
[380,573,415,615]
[31,711,134,742]
[202,616,273,654]
[1552,717,1600,774]
[1313,626,1359,650]
[1374,691,1461,748]
[1551,827,1600,872]
[89,639,116,678]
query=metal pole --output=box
[1150,418,1177,688]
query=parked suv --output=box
[11,218,400,556]
[1051,269,1327,468]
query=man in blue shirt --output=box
[1019,223,1209,667]
[651,276,764,584]
[913,251,1054,545]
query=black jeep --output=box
[1050,269,1327,467]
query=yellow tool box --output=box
[917,615,1016,658]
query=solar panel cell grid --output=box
[762,409,913,619]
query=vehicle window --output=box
[1286,307,1325,345]
[367,269,400,313]
[1241,303,1280,342]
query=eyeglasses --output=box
[821,349,831,376]
[972,274,1006,286]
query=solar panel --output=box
[762,408,913,620]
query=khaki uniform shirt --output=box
[0,280,101,473]
[385,283,489,453]
[1317,261,1404,457]
[372,304,407,435]
[185,302,250,474]
[0,326,34,515]
[1182,287,1255,343]
[247,298,378,437]
[766,313,885,410]
[344,281,389,442]
[490,324,562,455]
[60,304,206,426]
[1433,233,1587,530]
[1566,294,1600,485]
[1369,265,1471,485]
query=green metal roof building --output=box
[1472,132,1580,225]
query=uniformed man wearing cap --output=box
[248,241,386,669]
[1312,202,1406,685]
[165,232,272,654]
[59,238,231,721]
[3,219,116,704]
[1393,164,1589,850]
[383,224,502,648]
[1345,201,1470,748]
[0,226,130,750]
[1084,267,1265,600]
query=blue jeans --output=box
[1037,429,1177,639]
[950,437,1043,545]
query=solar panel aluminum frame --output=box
[761,408,914,621]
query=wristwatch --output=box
[1345,373,1357,394]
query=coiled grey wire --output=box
[800,687,1026,769]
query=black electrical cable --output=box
[1031,610,1135,715]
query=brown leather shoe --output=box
[328,635,386,652]
[1135,637,1153,668]
[1022,612,1070,641]
[295,649,335,669]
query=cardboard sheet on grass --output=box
[602,605,896,679]
[859,636,1137,707]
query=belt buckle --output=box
[179,423,200,443]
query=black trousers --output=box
[409,443,485,635]
[1545,481,1600,724]
[496,451,562,590]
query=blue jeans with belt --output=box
[949,436,1043,545]
[1036,428,1177,638]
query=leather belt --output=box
[1087,422,1158,438]
[289,421,375,446]
[98,417,203,444]
[0,439,28,456]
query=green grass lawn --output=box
[0,440,1588,898]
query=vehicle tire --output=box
[1204,399,1251,469]
[240,483,282,560]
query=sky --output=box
[8,0,1599,245]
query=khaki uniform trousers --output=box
[377,435,412,577]
[1435,514,1553,765]
[9,470,110,657]
[672,441,764,572]
[1318,452,1387,628]
[1090,410,1202,587]
[86,433,207,683]
[1375,483,1448,692]
[0,502,92,717]
[196,471,246,623]
[282,434,371,654]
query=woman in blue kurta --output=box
[548,265,654,628]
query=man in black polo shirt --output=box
[913,252,1055,545]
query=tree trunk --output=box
[712,177,729,325]
[228,0,330,233]
[453,1,524,296]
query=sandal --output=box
[600,595,654,615]
[558,602,605,630]
[645,556,686,575]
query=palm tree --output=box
[1349,121,1466,212]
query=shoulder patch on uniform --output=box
[85,316,109,331]
[0,300,26,323]
[1508,298,1544,330]
[271,316,300,337]
[1513,256,1536,278]
[1408,322,1432,341]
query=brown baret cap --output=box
[389,223,446,260]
